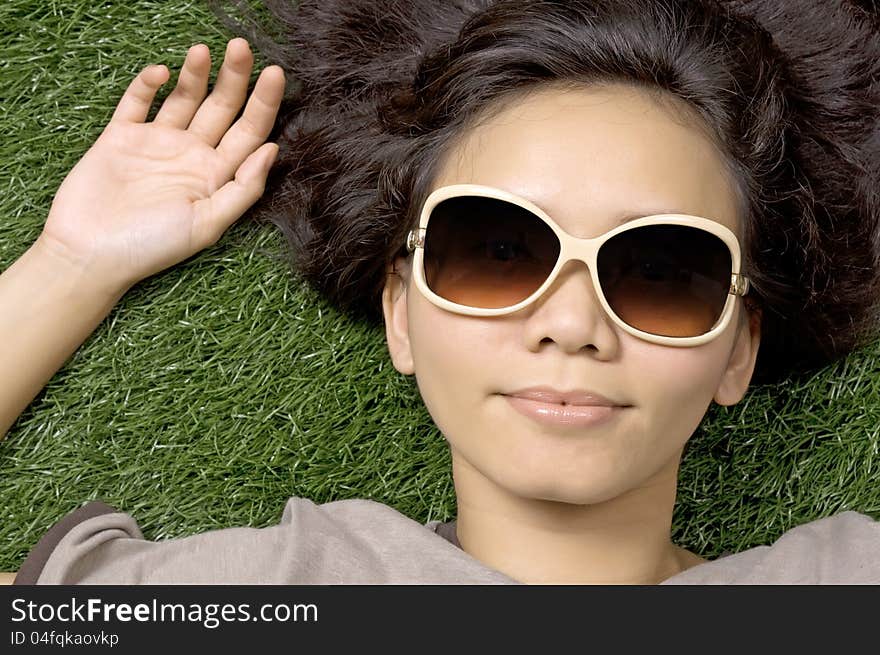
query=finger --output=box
[152,44,212,130]
[185,38,255,147]
[213,65,286,181]
[110,64,170,124]
[191,142,278,248]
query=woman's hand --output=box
[37,38,285,292]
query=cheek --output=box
[634,347,722,396]
[625,337,732,443]
[405,293,503,442]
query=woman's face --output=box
[383,83,761,505]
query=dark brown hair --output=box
[205,0,880,385]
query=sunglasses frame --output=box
[405,184,750,347]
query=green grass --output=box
[1,0,878,572]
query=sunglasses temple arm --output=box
[407,229,426,253]
[730,274,749,296]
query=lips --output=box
[500,386,631,429]
[502,386,627,407]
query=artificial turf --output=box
[1,0,878,573]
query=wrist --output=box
[31,235,133,302]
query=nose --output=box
[521,259,619,356]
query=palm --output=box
[39,39,285,291]
[45,122,216,278]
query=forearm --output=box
[0,238,129,440]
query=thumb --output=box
[196,143,279,246]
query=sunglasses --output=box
[405,184,750,347]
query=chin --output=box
[500,467,632,506]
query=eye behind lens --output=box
[424,195,560,309]
[598,224,732,337]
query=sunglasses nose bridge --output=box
[539,232,608,313]
[555,231,602,278]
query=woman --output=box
[1,0,878,583]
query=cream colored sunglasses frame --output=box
[406,184,750,347]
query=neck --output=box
[451,450,704,584]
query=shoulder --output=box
[16,497,513,585]
[279,495,421,527]
[664,511,880,584]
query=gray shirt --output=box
[14,497,880,584]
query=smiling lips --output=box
[502,386,629,428]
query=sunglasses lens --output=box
[423,196,561,308]
[597,225,732,337]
